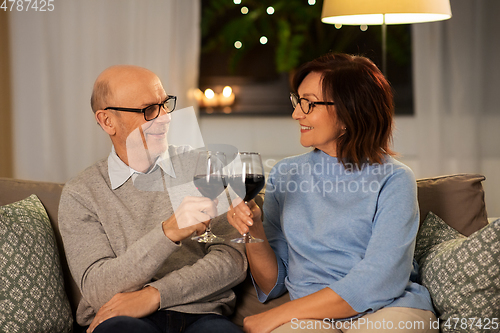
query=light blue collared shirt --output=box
[108,146,176,190]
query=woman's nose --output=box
[292,104,304,120]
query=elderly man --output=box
[59,65,247,333]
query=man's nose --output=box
[156,109,172,124]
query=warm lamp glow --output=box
[321,0,452,25]
[321,0,452,75]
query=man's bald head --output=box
[91,65,169,170]
[90,65,160,113]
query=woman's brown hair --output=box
[292,53,396,167]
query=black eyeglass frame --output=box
[290,93,335,115]
[104,95,177,121]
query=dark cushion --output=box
[417,174,488,236]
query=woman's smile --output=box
[300,124,314,133]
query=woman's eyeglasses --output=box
[290,93,334,115]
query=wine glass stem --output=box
[244,201,249,235]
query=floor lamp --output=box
[321,0,452,75]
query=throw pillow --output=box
[0,194,73,333]
[416,174,488,236]
[415,212,500,333]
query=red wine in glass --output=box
[230,174,265,202]
[193,175,227,200]
[229,152,265,243]
[192,151,227,243]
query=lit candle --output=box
[203,88,218,107]
[219,86,235,106]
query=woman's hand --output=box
[227,198,262,236]
[243,309,285,333]
[243,288,359,333]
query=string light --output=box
[266,6,275,15]
[308,0,316,5]
[233,0,241,4]
[360,24,368,31]
[241,6,249,14]
[234,41,243,49]
[260,36,268,44]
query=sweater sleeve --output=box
[253,169,289,303]
[147,234,247,310]
[58,186,180,312]
[328,167,420,313]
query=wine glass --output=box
[192,151,227,243]
[229,152,266,243]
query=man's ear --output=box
[95,110,116,136]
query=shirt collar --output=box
[108,146,176,190]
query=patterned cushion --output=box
[0,195,73,333]
[415,212,500,332]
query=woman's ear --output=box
[95,110,116,136]
[338,124,347,138]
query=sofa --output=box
[1,174,498,333]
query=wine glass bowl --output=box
[192,151,227,243]
[228,152,266,243]
[230,174,265,203]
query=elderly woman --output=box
[228,53,437,333]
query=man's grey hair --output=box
[91,79,112,113]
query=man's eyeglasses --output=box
[105,95,177,121]
[290,93,335,115]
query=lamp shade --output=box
[321,0,452,25]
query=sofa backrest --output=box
[1,173,489,318]
[0,177,82,314]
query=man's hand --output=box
[87,286,160,333]
[162,196,217,243]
